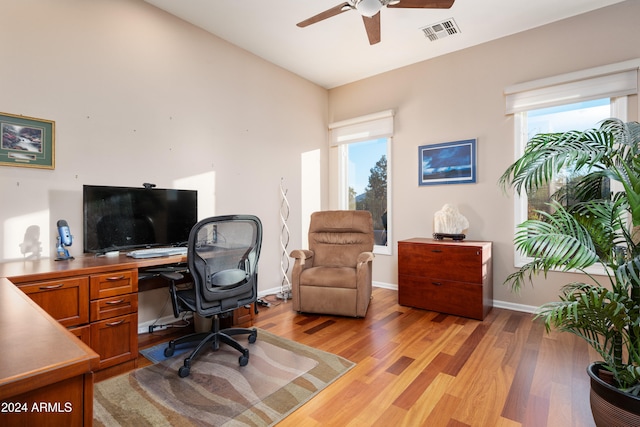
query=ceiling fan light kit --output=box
[297,0,456,45]
[355,0,385,17]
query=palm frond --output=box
[503,259,550,293]
[536,282,640,388]
[514,201,599,272]
[498,127,617,197]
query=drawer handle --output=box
[105,275,126,281]
[432,282,443,286]
[106,319,125,327]
[39,283,64,290]
[431,249,443,253]
[106,299,125,305]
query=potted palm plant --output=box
[498,118,640,426]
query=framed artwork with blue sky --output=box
[418,139,476,186]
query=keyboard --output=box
[126,247,188,259]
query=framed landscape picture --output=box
[418,139,476,186]
[0,112,55,169]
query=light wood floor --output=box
[137,287,598,427]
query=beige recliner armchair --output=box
[290,210,374,317]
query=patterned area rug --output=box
[94,329,354,426]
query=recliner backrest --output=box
[308,210,374,268]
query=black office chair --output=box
[162,215,263,378]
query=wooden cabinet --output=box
[398,238,493,320]
[0,374,93,427]
[89,270,138,370]
[16,267,139,372]
[233,304,255,328]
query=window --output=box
[330,110,394,255]
[340,138,389,250]
[505,60,639,269]
[523,99,612,221]
[512,97,627,271]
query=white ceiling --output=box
[143,0,625,89]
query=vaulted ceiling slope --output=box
[144,0,626,89]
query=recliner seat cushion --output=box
[299,266,357,289]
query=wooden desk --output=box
[0,253,186,426]
[0,278,99,426]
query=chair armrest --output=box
[357,251,375,266]
[160,271,184,282]
[159,271,186,318]
[290,249,314,265]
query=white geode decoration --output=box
[433,204,469,235]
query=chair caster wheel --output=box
[164,346,175,357]
[239,354,249,366]
[248,331,257,344]
[178,365,190,378]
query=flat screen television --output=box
[83,185,198,253]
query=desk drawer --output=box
[90,313,138,370]
[90,293,138,322]
[90,270,137,300]
[18,277,89,327]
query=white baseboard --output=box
[138,314,192,334]
[492,300,537,314]
[373,281,397,290]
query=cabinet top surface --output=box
[398,237,492,248]
[0,253,186,283]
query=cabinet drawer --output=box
[90,293,138,322]
[69,324,91,347]
[90,313,138,370]
[398,275,484,320]
[398,243,484,283]
[90,270,137,300]
[18,277,89,327]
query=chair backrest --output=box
[308,210,374,268]
[188,215,262,313]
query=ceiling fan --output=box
[297,0,455,45]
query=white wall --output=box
[328,0,640,310]
[0,0,328,323]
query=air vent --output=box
[420,18,460,42]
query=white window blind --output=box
[329,110,394,146]
[505,59,639,114]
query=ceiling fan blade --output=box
[387,0,455,9]
[362,12,381,45]
[297,2,352,28]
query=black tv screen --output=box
[83,185,198,253]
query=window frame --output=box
[329,110,394,256]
